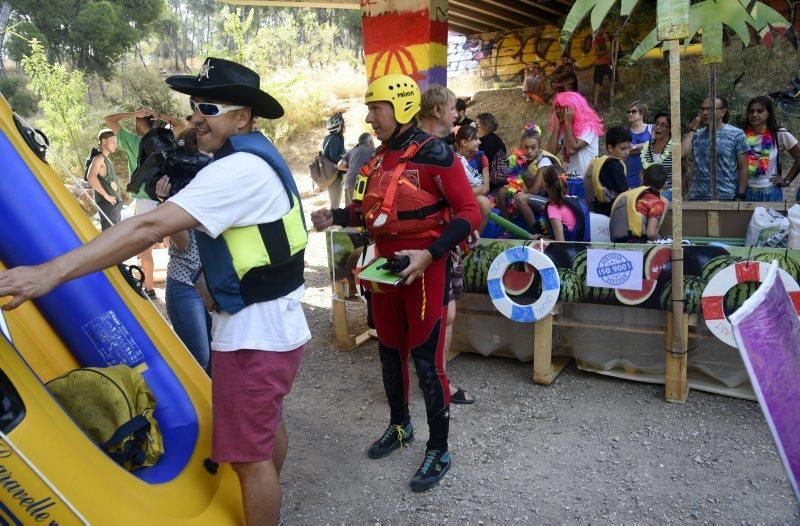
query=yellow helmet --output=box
[364,74,421,125]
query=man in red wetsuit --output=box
[312,74,480,492]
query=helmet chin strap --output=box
[387,121,403,143]
[386,117,416,144]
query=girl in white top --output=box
[455,125,492,233]
[744,95,800,202]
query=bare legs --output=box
[231,420,288,526]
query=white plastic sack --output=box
[589,212,610,242]
[789,204,800,249]
[745,207,789,248]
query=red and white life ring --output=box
[701,260,800,348]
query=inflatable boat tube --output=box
[0,94,243,523]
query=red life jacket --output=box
[359,136,450,239]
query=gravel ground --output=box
[145,185,799,523]
[271,194,800,524]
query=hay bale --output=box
[466,87,553,150]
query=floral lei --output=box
[745,127,774,178]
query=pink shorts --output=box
[211,346,304,463]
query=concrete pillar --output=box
[360,0,448,90]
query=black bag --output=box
[84,147,102,180]
[489,148,509,187]
[309,151,339,191]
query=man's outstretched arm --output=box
[0,203,199,310]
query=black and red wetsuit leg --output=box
[371,256,451,450]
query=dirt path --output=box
[276,191,800,523]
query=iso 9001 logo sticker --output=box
[596,252,634,286]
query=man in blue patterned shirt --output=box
[681,96,749,200]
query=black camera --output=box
[126,127,211,201]
[377,255,410,273]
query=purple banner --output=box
[731,262,800,503]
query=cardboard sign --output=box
[586,249,643,291]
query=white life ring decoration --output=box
[701,260,800,347]
[487,246,560,323]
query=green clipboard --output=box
[357,258,406,286]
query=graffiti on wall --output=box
[447,23,650,83]
[450,2,800,83]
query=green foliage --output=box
[0,76,39,116]
[105,64,184,118]
[11,0,164,77]
[220,7,255,64]
[609,38,800,132]
[258,71,329,148]
[4,21,47,63]
[21,39,92,180]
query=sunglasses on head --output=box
[190,99,246,117]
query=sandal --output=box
[450,388,475,405]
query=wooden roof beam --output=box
[447,11,498,35]
[516,0,568,19]
[448,0,538,29]
[478,0,558,24]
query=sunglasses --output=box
[190,99,246,117]
[626,109,639,114]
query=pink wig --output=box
[549,91,604,138]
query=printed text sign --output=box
[586,249,643,291]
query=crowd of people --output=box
[3,50,800,525]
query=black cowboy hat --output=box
[166,57,284,119]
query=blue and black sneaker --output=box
[409,448,451,492]
[367,422,414,459]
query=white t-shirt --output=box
[561,129,599,177]
[169,151,311,353]
[750,129,798,188]
[457,153,483,188]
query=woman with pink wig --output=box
[545,91,603,179]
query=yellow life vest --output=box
[585,155,627,204]
[609,186,669,242]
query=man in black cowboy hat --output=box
[0,57,310,526]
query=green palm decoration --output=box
[560,0,642,50]
[561,0,790,64]
[629,0,790,63]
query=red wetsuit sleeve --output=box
[426,157,481,261]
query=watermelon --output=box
[683,245,731,277]
[700,254,742,283]
[659,276,707,314]
[544,242,584,269]
[723,281,760,316]
[615,279,658,306]
[571,249,588,278]
[644,245,671,281]
[462,240,517,293]
[750,252,800,282]
[558,268,585,303]
[503,263,536,296]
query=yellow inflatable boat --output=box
[0,94,243,523]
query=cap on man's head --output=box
[166,57,284,119]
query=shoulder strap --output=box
[379,136,437,219]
